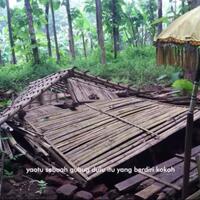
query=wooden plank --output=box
[85,104,158,138]
[87,112,200,180]
[134,161,197,199]
[186,189,200,200]
[73,109,186,166]
[156,168,198,200]
[115,158,182,192]
[43,136,88,183]
[134,170,181,190]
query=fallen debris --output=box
[56,183,78,199]
[91,184,108,197]
[74,190,93,200]
[115,145,200,200]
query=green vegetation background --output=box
[0,46,180,92]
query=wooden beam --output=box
[135,170,181,191]
[186,189,200,200]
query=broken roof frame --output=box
[0,67,137,126]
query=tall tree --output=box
[139,0,157,43]
[65,0,75,59]
[6,0,17,64]
[45,2,52,57]
[182,0,185,13]
[111,0,120,59]
[157,0,162,34]
[0,49,3,65]
[95,0,106,64]
[24,0,40,64]
[50,0,60,63]
[72,9,90,58]
[81,31,87,58]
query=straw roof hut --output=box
[155,6,200,80]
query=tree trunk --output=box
[182,0,185,13]
[50,0,60,63]
[141,25,144,45]
[6,0,17,64]
[0,49,3,65]
[23,44,29,63]
[111,0,120,59]
[45,3,52,57]
[95,0,106,64]
[130,20,136,47]
[90,35,93,51]
[157,0,163,35]
[174,0,177,17]
[65,0,75,59]
[24,0,40,64]
[81,31,87,58]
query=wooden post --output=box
[182,51,200,199]
[0,150,5,196]
[196,154,200,186]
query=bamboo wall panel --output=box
[156,44,199,80]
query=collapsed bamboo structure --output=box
[0,69,200,184]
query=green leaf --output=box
[0,0,5,8]
[39,0,49,5]
[4,169,14,177]
[52,0,61,10]
[151,17,169,26]
[172,79,193,93]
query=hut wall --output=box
[183,45,198,80]
[156,46,164,65]
[156,44,198,80]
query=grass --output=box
[0,46,181,92]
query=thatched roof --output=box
[156,6,200,46]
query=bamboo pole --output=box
[182,50,200,199]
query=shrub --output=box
[0,46,182,91]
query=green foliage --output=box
[0,136,10,141]
[84,0,95,13]
[139,0,157,37]
[172,79,193,94]
[0,0,185,93]
[36,180,47,195]
[0,61,60,91]
[0,99,11,110]
[74,46,180,87]
[0,46,181,91]
[10,153,24,161]
[0,0,5,8]
[102,0,125,34]
[4,169,14,177]
[151,17,169,26]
